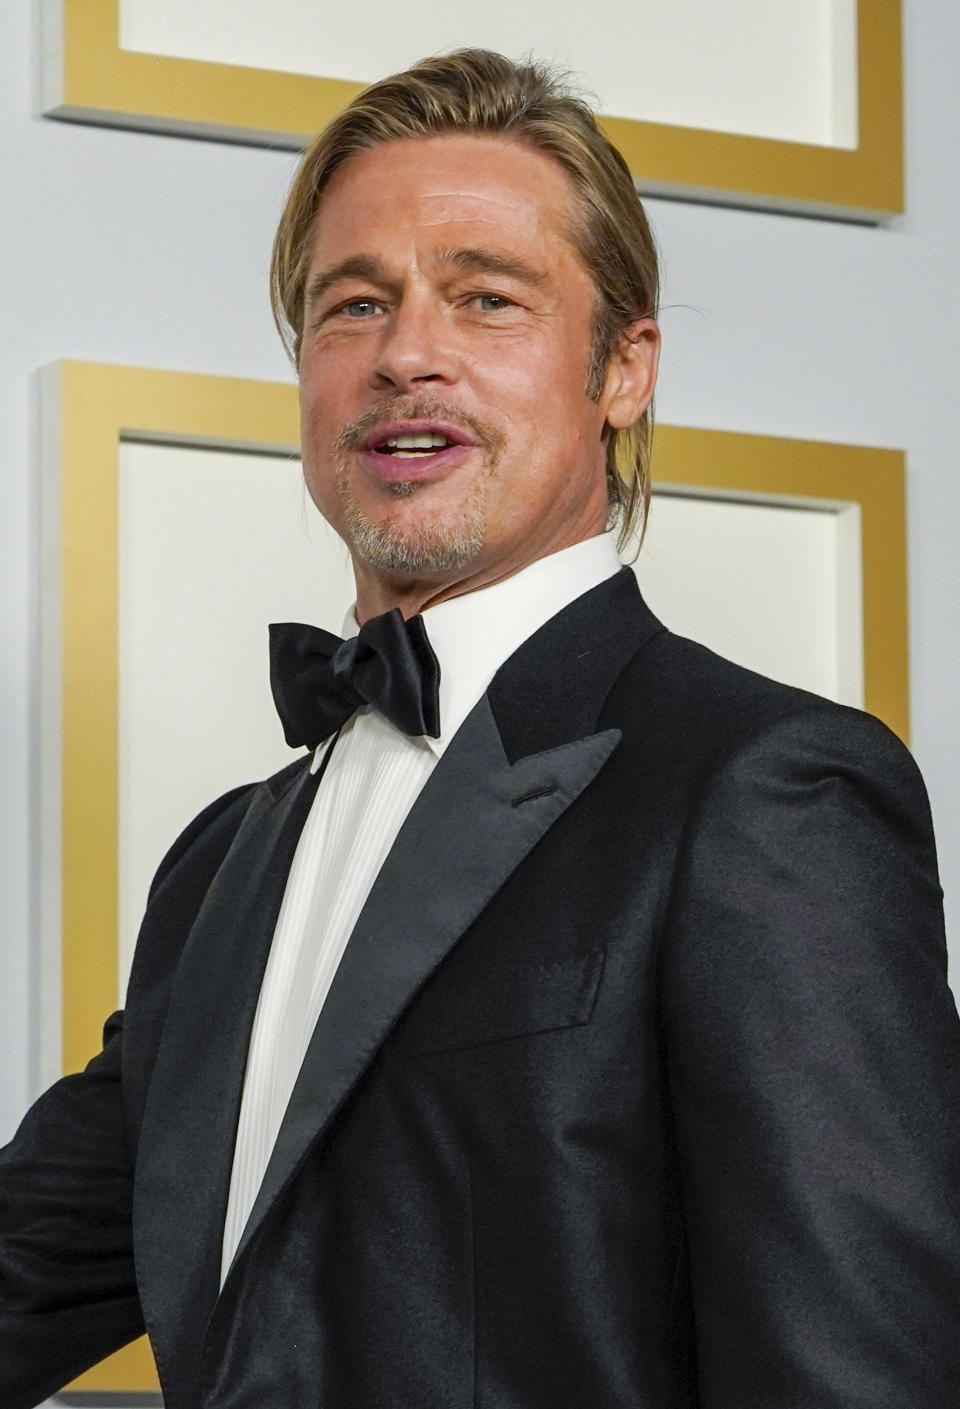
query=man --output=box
[2,48,959,1409]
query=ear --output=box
[601,318,661,430]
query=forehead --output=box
[308,133,581,264]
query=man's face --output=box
[297,132,653,607]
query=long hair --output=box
[271,49,660,548]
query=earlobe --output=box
[604,319,660,431]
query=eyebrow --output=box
[435,246,549,287]
[304,256,386,307]
[303,246,548,307]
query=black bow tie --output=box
[268,610,441,749]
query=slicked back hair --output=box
[271,49,660,548]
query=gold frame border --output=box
[652,427,909,744]
[48,361,297,1395]
[45,0,902,219]
[46,359,908,1391]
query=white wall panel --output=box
[635,491,864,705]
[119,0,858,148]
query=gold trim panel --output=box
[45,0,902,219]
[653,427,909,743]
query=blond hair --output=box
[271,49,660,547]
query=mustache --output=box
[332,398,505,457]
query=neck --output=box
[352,561,521,624]
[351,520,610,626]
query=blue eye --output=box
[343,300,380,318]
[476,294,511,311]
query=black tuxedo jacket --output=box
[3,570,960,1408]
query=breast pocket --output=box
[405,948,605,1055]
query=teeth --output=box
[383,432,454,450]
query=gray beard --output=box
[339,471,488,575]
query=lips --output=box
[360,420,476,455]
[355,420,479,481]
[359,441,475,482]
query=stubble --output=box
[331,398,505,574]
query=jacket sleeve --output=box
[0,1012,143,1407]
[0,781,255,1408]
[659,704,960,1408]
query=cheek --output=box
[496,368,594,465]
[299,363,337,432]
[499,334,590,413]
[298,393,327,469]
[300,336,363,413]
[298,385,344,515]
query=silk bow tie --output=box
[268,610,441,749]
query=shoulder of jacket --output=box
[609,627,920,795]
[146,779,258,904]
[145,751,315,905]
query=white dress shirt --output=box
[220,531,622,1282]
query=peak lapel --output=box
[223,695,621,1284]
[133,759,320,1381]
[490,566,666,761]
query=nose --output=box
[369,291,456,393]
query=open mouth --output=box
[371,432,462,459]
[354,420,480,481]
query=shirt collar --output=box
[334,531,622,760]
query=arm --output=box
[659,704,960,1408]
[0,1013,142,1407]
[0,781,255,1408]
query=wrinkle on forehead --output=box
[416,195,527,229]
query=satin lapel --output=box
[133,759,321,1376]
[223,696,621,1284]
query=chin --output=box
[341,478,490,576]
[344,502,487,575]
